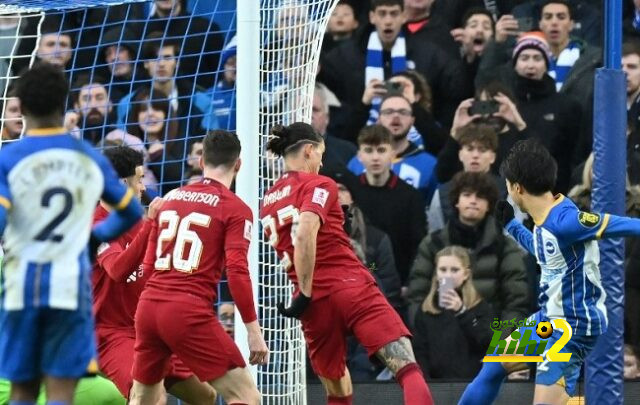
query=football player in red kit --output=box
[130,131,268,405]
[260,122,433,405]
[93,146,216,404]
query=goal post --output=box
[0,0,340,403]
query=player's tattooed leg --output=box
[374,337,416,374]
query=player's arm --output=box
[496,201,535,255]
[98,198,163,282]
[0,166,11,235]
[558,209,640,244]
[598,214,640,238]
[92,154,143,242]
[293,211,320,296]
[225,208,268,365]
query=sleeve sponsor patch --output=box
[244,219,253,241]
[578,212,601,228]
[311,187,329,208]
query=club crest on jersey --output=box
[578,212,600,228]
[312,187,329,207]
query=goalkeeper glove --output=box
[277,292,311,319]
[495,200,515,228]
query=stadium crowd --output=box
[5,0,640,399]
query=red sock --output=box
[396,363,434,405]
[327,394,353,404]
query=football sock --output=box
[327,394,353,404]
[395,363,434,405]
[458,362,507,405]
[9,401,36,405]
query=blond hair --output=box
[422,246,483,314]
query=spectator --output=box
[436,82,528,184]
[185,140,203,178]
[66,75,117,145]
[625,0,640,41]
[509,32,580,192]
[339,124,426,288]
[403,0,459,59]
[623,40,640,185]
[428,124,500,234]
[413,245,494,379]
[348,95,438,201]
[98,25,143,103]
[511,0,602,47]
[322,0,360,56]
[624,344,640,379]
[132,0,224,88]
[1,92,22,142]
[126,88,183,195]
[450,8,495,99]
[319,0,465,128]
[116,32,210,138]
[478,1,601,165]
[206,39,237,131]
[345,69,447,155]
[312,84,356,171]
[337,180,403,313]
[407,171,529,326]
[35,20,73,70]
[218,302,235,339]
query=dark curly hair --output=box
[15,62,68,117]
[102,146,143,179]
[500,139,557,195]
[266,122,323,157]
[449,171,500,212]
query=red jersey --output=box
[141,178,257,323]
[92,205,152,329]
[259,172,376,299]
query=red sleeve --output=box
[224,204,257,323]
[142,220,159,274]
[299,177,338,224]
[97,219,154,282]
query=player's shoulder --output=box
[299,172,338,191]
[546,195,598,231]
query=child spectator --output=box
[413,245,494,379]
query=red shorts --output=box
[132,297,245,384]
[96,327,193,397]
[301,283,410,379]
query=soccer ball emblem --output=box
[536,321,553,339]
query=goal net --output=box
[0,0,338,404]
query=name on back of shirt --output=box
[18,158,94,186]
[263,185,291,206]
[165,190,220,207]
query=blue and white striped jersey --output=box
[506,195,640,336]
[0,129,134,311]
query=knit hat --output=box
[512,32,553,67]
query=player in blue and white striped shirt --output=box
[459,139,640,405]
[0,63,143,405]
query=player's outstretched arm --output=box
[600,214,640,238]
[496,200,535,255]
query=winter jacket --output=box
[407,216,529,326]
[319,25,466,127]
[511,74,582,193]
[476,38,601,166]
[413,299,494,379]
